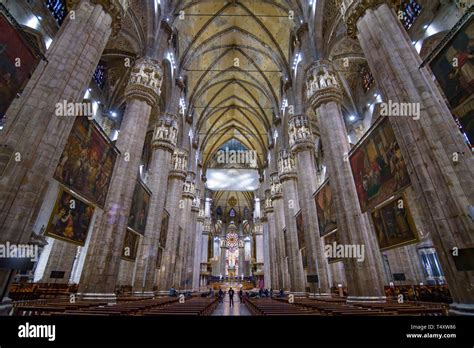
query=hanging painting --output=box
[428,16,474,147]
[371,195,418,251]
[324,231,342,264]
[127,179,151,236]
[0,12,40,122]
[54,117,117,208]
[314,180,337,237]
[45,188,94,246]
[349,117,410,212]
[121,228,140,261]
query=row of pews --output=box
[245,297,445,316]
[13,297,218,316]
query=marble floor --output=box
[211,293,252,316]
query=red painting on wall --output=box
[0,13,40,121]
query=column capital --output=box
[306,60,342,109]
[182,180,196,200]
[340,0,398,38]
[277,149,297,181]
[169,148,188,179]
[269,175,283,200]
[67,0,129,35]
[152,114,178,152]
[125,57,162,107]
[288,114,314,153]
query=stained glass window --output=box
[93,62,106,89]
[225,232,239,252]
[399,0,422,31]
[45,0,67,26]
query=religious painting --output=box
[0,13,40,121]
[371,195,418,251]
[429,16,474,146]
[324,231,342,264]
[127,179,151,236]
[45,188,94,246]
[121,228,140,261]
[314,180,337,237]
[54,117,117,208]
[349,117,410,212]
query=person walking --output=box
[238,288,243,303]
[228,287,235,307]
[218,288,224,303]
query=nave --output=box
[0,0,473,323]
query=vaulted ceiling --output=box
[174,0,302,170]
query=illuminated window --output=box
[93,62,106,89]
[45,0,67,26]
[399,0,422,30]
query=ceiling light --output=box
[349,115,356,121]
[423,24,428,29]
[110,111,117,117]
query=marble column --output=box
[192,200,202,291]
[220,244,227,277]
[175,177,196,289]
[133,116,177,296]
[271,174,290,291]
[277,150,306,294]
[343,0,473,313]
[264,190,279,289]
[289,114,331,296]
[307,60,385,302]
[0,0,127,299]
[78,57,162,300]
[262,214,272,289]
[157,148,188,292]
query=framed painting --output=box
[371,194,418,251]
[0,12,40,122]
[54,117,117,208]
[349,117,411,212]
[121,228,140,261]
[324,231,342,264]
[428,15,474,146]
[127,179,151,236]
[45,188,94,246]
[314,180,337,237]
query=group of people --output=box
[202,287,287,307]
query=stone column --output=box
[157,148,188,292]
[344,0,474,313]
[289,114,331,296]
[133,116,177,296]
[264,190,279,289]
[220,243,227,277]
[175,177,196,289]
[192,196,202,291]
[307,60,385,302]
[262,214,272,289]
[0,0,127,299]
[277,150,306,294]
[271,174,290,291]
[78,57,162,300]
